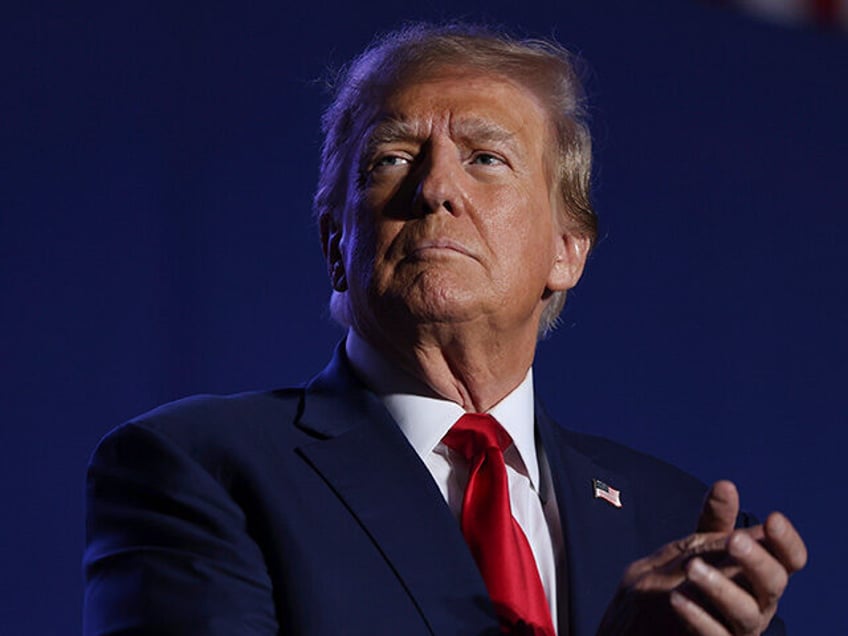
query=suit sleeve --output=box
[83,422,279,635]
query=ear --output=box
[546,229,590,293]
[320,213,348,292]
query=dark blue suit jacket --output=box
[84,345,785,635]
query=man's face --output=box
[325,71,588,343]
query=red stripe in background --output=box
[810,0,840,25]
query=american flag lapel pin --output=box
[593,478,622,508]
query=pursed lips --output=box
[405,238,476,260]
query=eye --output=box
[371,154,412,170]
[470,152,505,167]
[360,150,414,188]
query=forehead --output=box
[372,71,551,142]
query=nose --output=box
[413,141,462,216]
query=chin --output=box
[399,283,488,325]
[370,265,493,324]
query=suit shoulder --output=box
[91,387,307,469]
[134,388,303,427]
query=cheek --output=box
[340,213,374,277]
[343,214,402,281]
[489,186,555,262]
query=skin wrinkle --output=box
[329,72,588,411]
[318,45,599,336]
[362,115,524,176]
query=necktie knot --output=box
[443,413,512,462]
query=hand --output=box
[597,481,807,635]
[672,481,807,634]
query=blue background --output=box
[2,1,846,633]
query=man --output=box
[84,23,806,635]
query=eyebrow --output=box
[452,118,518,148]
[365,117,419,148]
[362,115,520,159]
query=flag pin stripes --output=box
[593,478,622,508]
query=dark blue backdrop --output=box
[2,1,846,633]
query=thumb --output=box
[697,480,739,533]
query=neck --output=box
[353,320,538,412]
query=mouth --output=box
[406,239,474,260]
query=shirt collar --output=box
[345,329,540,490]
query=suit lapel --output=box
[295,348,641,636]
[295,347,499,636]
[537,407,640,636]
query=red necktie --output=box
[444,413,556,636]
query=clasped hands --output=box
[598,481,807,636]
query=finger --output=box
[726,530,788,616]
[624,530,733,585]
[684,556,763,635]
[621,542,694,589]
[764,512,808,574]
[679,525,763,573]
[670,588,732,636]
[697,480,740,533]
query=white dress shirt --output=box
[346,330,563,631]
